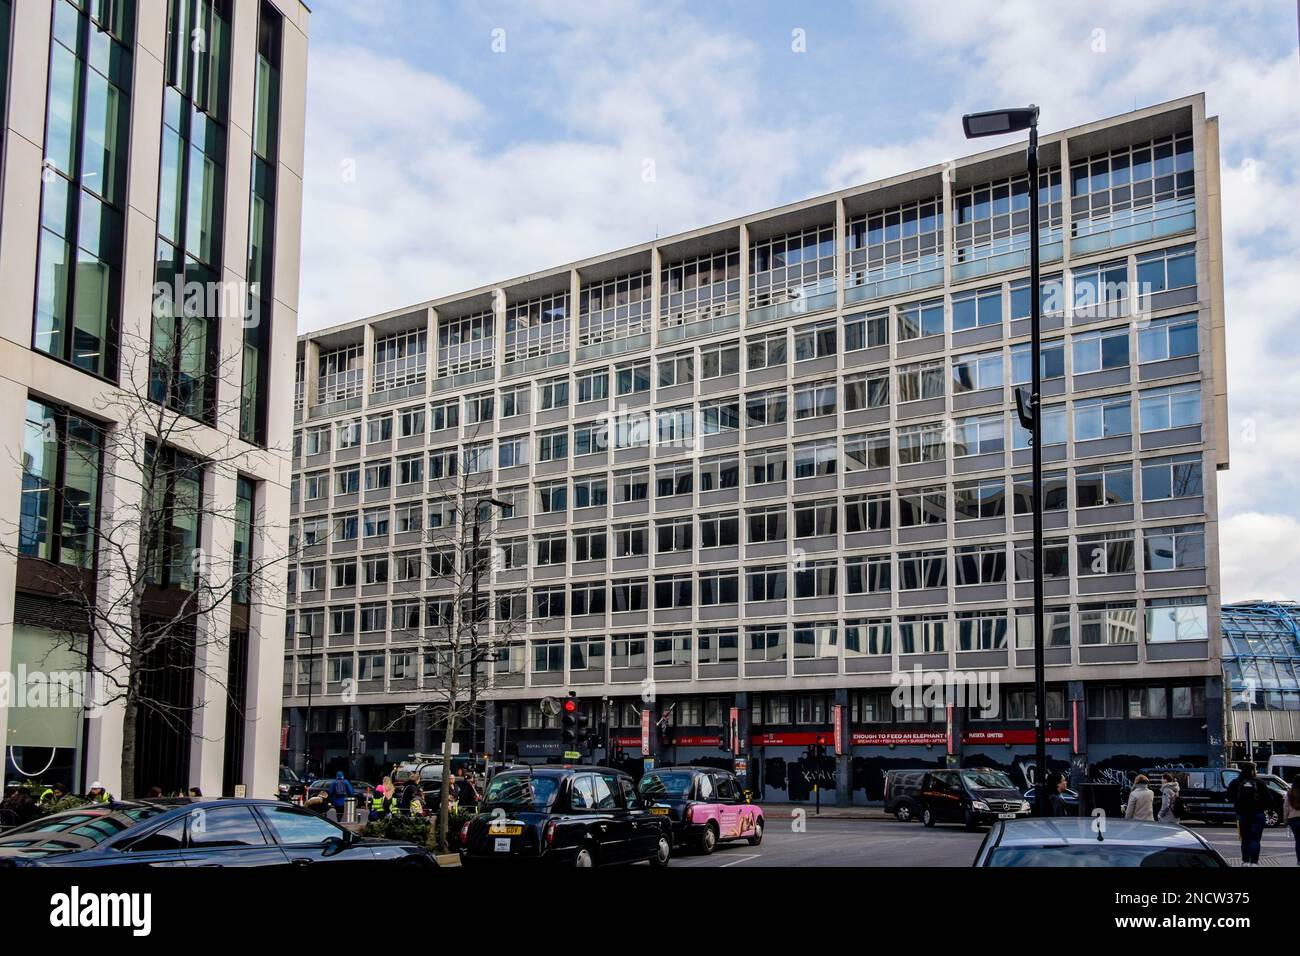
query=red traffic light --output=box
[563,698,577,713]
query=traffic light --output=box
[561,691,579,746]
[813,734,829,760]
[575,705,590,755]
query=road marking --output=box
[718,853,760,867]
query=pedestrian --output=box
[86,781,112,804]
[1157,772,1181,824]
[369,784,391,821]
[327,770,352,818]
[1227,762,1268,865]
[189,787,202,798]
[1124,774,1154,821]
[38,781,68,809]
[400,776,419,816]
[1048,772,1072,817]
[1284,778,1300,865]
[146,786,163,798]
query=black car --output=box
[918,769,1031,830]
[882,769,929,822]
[1143,767,1287,827]
[460,767,671,867]
[1022,785,1080,815]
[0,798,437,868]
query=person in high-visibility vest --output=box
[370,784,392,821]
[86,781,112,804]
[39,782,68,808]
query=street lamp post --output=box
[963,106,1049,816]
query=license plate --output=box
[997,812,1016,819]
[489,825,524,836]
[494,837,511,853]
[650,807,670,816]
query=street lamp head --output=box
[962,105,1039,139]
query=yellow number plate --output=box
[650,807,670,815]
[490,825,524,836]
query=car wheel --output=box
[922,808,936,827]
[574,846,595,868]
[649,832,671,867]
[699,824,718,855]
[895,803,914,823]
[747,819,764,846]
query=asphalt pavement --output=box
[668,813,1300,868]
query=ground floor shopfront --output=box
[282,674,1224,803]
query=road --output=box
[669,814,1299,867]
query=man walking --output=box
[1226,762,1268,866]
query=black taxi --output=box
[459,766,671,868]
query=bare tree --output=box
[5,311,294,798]
[383,411,526,852]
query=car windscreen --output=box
[988,846,1223,867]
[638,772,694,799]
[960,770,1017,791]
[481,775,558,812]
[0,806,166,853]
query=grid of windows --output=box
[372,329,427,392]
[749,225,836,309]
[846,198,943,286]
[661,249,740,326]
[952,167,1063,264]
[579,271,651,346]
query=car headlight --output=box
[972,800,989,811]
[1019,801,1031,812]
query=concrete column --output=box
[1205,675,1225,768]
[946,690,965,769]
[734,691,751,792]
[287,707,305,775]
[1067,679,1087,791]
[482,701,497,763]
[834,687,851,806]
[188,465,237,797]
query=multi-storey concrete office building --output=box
[285,94,1228,804]
[0,0,310,797]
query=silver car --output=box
[973,817,1229,867]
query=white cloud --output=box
[1219,513,1300,602]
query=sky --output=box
[295,0,1300,604]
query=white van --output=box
[1266,755,1300,784]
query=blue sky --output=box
[296,0,1300,601]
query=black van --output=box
[882,769,929,822]
[1144,767,1286,827]
[918,768,1031,830]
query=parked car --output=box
[1143,766,1286,827]
[973,818,1228,867]
[1022,785,1080,814]
[882,769,930,822]
[0,799,438,868]
[277,765,305,802]
[919,769,1031,830]
[460,767,671,867]
[637,766,763,853]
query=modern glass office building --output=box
[0,0,310,797]
[1222,601,1300,763]
[284,94,1229,803]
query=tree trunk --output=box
[120,697,138,800]
[436,701,456,854]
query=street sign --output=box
[640,708,651,756]
[642,757,655,774]
[832,704,843,756]
[563,750,581,760]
